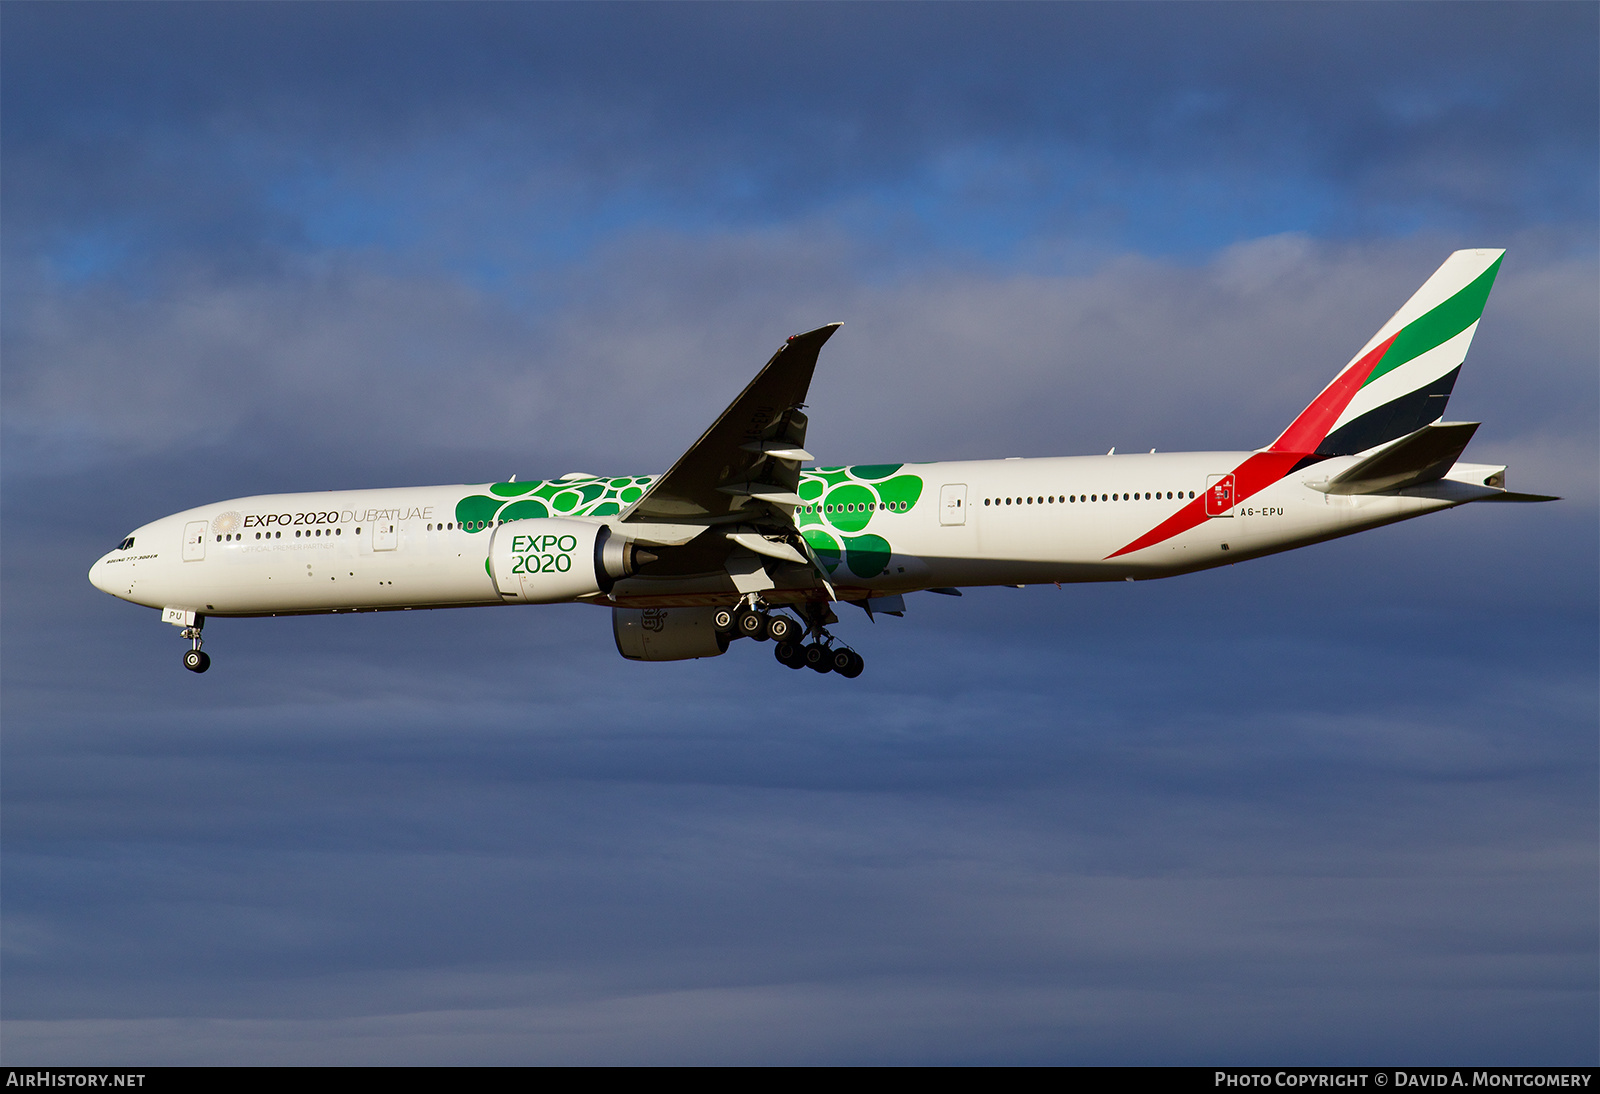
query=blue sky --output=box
[3,2,1595,1064]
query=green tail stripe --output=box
[1363,256,1502,388]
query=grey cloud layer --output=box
[7,232,1594,499]
[6,479,1592,1061]
[5,573,1593,1061]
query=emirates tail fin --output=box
[1271,250,1504,458]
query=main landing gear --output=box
[713,603,797,644]
[780,639,863,678]
[180,624,210,674]
[717,596,864,678]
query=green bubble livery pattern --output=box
[456,466,923,583]
[455,477,653,529]
[797,465,923,580]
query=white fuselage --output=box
[839,452,1447,587]
[88,451,1471,618]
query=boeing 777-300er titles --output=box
[91,249,1554,677]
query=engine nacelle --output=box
[613,607,730,661]
[489,520,648,603]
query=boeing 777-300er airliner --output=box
[91,249,1554,677]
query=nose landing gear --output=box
[180,625,210,673]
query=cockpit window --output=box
[117,537,135,551]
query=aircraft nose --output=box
[89,554,111,593]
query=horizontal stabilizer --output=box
[1320,422,1479,495]
[1475,490,1562,503]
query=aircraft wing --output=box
[621,324,839,525]
[617,323,841,600]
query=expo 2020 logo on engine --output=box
[510,533,579,575]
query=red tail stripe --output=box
[1269,333,1396,453]
[1107,450,1305,559]
[1109,330,1399,559]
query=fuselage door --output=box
[182,521,208,561]
[373,521,399,551]
[939,483,968,526]
[1206,474,1236,517]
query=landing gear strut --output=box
[180,624,210,673]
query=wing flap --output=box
[725,531,809,565]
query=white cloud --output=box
[6,230,1592,487]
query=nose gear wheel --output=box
[180,624,210,673]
